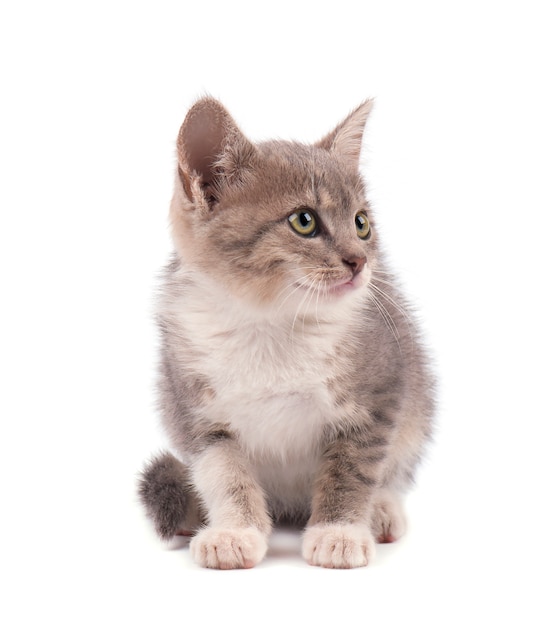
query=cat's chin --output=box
[325,279,358,298]
[323,275,367,299]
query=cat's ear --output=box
[316,100,373,168]
[176,97,256,208]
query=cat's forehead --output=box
[252,141,365,214]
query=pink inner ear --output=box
[181,113,225,184]
[176,100,259,210]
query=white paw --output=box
[371,491,407,543]
[302,523,375,569]
[190,527,268,569]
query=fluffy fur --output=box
[138,97,434,569]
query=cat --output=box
[138,97,434,569]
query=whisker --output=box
[370,274,397,287]
[274,267,330,317]
[302,274,320,339]
[367,290,402,352]
[369,281,414,349]
[275,277,310,316]
[291,274,316,341]
[314,276,322,335]
[370,282,411,324]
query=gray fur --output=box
[138,452,203,539]
[139,98,435,568]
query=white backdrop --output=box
[1,1,553,624]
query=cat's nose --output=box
[342,255,367,277]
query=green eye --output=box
[288,209,318,237]
[355,212,371,239]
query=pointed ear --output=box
[315,100,373,168]
[176,97,256,208]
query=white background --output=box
[1,1,553,624]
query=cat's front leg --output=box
[303,426,389,569]
[189,439,271,569]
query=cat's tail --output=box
[138,452,201,540]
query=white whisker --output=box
[302,274,320,339]
[370,282,411,324]
[291,274,316,341]
[274,279,306,315]
[314,277,322,335]
[367,290,402,352]
[370,280,414,350]
[274,267,327,317]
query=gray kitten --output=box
[139,97,434,569]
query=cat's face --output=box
[170,99,377,316]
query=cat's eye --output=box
[288,209,318,237]
[355,212,371,239]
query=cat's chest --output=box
[180,304,345,455]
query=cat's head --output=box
[170,97,378,316]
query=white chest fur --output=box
[167,278,353,461]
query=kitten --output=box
[139,97,434,569]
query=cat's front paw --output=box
[190,527,268,569]
[302,523,375,569]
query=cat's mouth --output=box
[325,277,361,297]
[292,272,367,302]
[301,274,366,298]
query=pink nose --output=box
[342,255,367,277]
